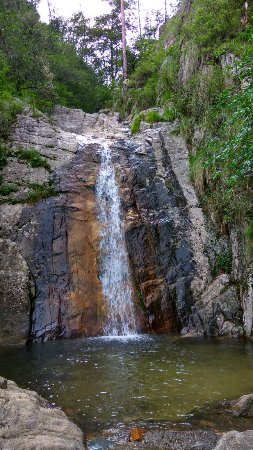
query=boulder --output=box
[229,393,253,417]
[0,377,85,450]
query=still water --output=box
[0,336,253,441]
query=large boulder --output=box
[0,376,85,450]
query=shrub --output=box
[0,183,18,196]
[0,97,23,140]
[16,148,51,171]
[131,113,144,134]
[144,111,164,123]
[0,144,9,170]
[26,181,57,203]
[211,250,233,277]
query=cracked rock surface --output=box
[0,105,245,342]
[0,376,85,450]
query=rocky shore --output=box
[0,376,85,450]
[1,373,253,449]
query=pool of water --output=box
[0,335,253,444]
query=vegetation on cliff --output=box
[120,0,253,249]
[0,0,252,246]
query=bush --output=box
[211,250,233,277]
[0,144,9,170]
[131,113,144,134]
[0,183,18,196]
[0,97,23,140]
[26,181,57,203]
[16,148,51,171]
[131,108,176,134]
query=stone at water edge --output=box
[229,393,253,417]
[0,376,86,450]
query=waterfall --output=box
[96,143,138,336]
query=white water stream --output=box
[96,142,138,336]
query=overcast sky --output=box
[38,0,178,23]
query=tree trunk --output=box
[241,1,249,26]
[137,0,142,37]
[164,0,167,21]
[120,0,127,85]
[47,0,52,21]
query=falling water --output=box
[96,143,138,336]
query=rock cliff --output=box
[0,105,247,342]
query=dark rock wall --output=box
[11,141,104,341]
[113,137,197,332]
[0,106,246,342]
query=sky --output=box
[38,0,178,24]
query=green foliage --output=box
[0,144,9,170]
[15,148,51,170]
[0,0,107,123]
[246,222,253,242]
[163,106,177,122]
[0,183,18,196]
[26,181,57,203]
[211,250,233,277]
[192,69,253,227]
[144,110,163,123]
[131,108,176,134]
[0,97,23,140]
[183,0,242,55]
[131,113,144,134]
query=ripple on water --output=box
[0,336,253,436]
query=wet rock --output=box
[0,239,34,344]
[115,122,210,332]
[0,376,85,450]
[0,105,245,340]
[14,141,104,341]
[229,393,253,417]
[215,430,253,450]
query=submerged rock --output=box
[0,376,85,450]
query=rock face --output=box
[112,124,210,332]
[0,376,85,450]
[0,239,34,344]
[188,274,243,336]
[0,105,246,341]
